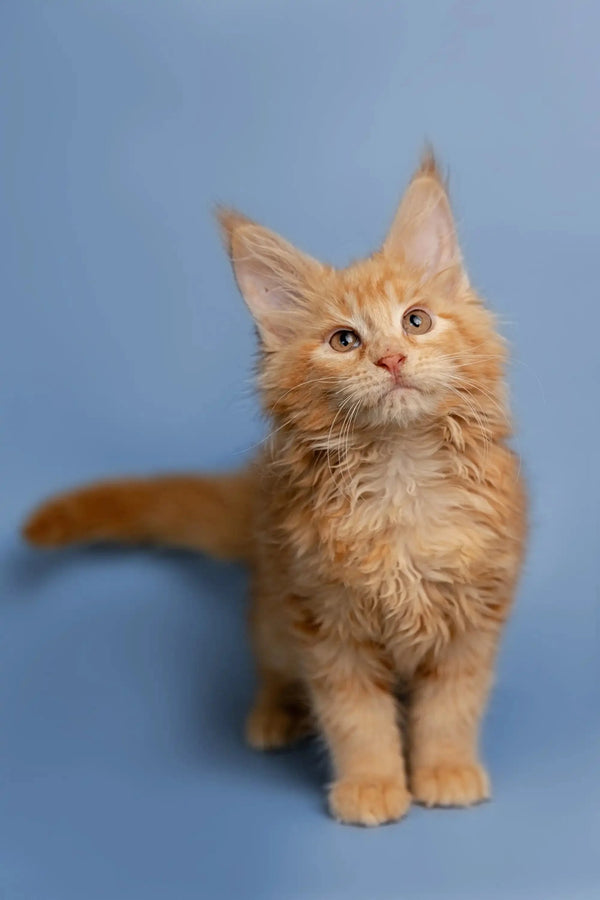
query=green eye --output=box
[329,329,361,352]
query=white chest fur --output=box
[308,437,498,652]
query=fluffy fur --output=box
[24,153,526,826]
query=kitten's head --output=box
[218,153,507,437]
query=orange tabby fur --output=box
[24,153,526,826]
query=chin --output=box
[363,388,439,429]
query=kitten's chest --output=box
[311,447,492,643]
[275,440,503,663]
[340,488,474,656]
[327,446,467,577]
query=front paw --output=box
[411,763,490,808]
[328,776,411,826]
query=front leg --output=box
[408,630,497,807]
[307,645,411,826]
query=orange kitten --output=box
[24,152,527,826]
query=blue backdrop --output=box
[1,2,598,898]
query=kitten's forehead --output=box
[334,260,418,329]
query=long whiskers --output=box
[323,394,360,491]
[445,383,492,466]
[444,373,507,420]
[337,398,363,498]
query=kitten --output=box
[24,152,527,826]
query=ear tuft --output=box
[215,206,254,254]
[416,144,443,179]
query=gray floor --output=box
[2,2,599,898]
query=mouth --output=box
[388,379,419,393]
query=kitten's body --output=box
[24,155,526,825]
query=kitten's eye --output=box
[329,329,361,352]
[403,308,432,335]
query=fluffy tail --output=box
[22,471,255,563]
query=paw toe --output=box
[411,763,490,808]
[329,776,411,826]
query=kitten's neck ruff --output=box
[276,383,508,449]
[267,398,510,505]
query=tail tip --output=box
[22,504,73,547]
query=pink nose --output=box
[376,353,406,379]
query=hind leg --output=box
[245,579,312,750]
[245,670,312,750]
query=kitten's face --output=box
[254,261,504,430]
[219,154,505,434]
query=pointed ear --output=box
[217,208,323,349]
[383,151,467,289]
